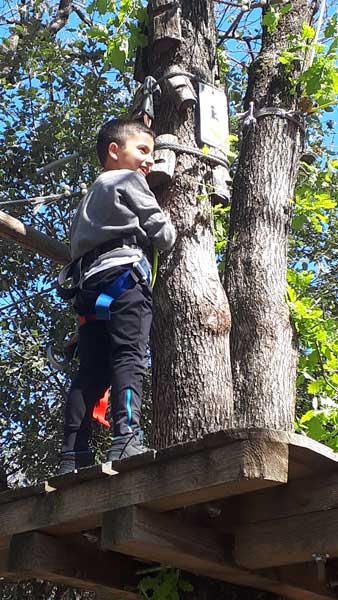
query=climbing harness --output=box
[94,255,151,321]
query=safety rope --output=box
[237,101,305,133]
[151,247,159,288]
[154,141,229,168]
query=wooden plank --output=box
[155,429,338,475]
[288,440,338,479]
[0,547,10,576]
[48,462,118,490]
[236,470,338,525]
[8,531,138,599]
[234,506,338,569]
[0,210,70,264]
[110,450,157,472]
[0,481,55,506]
[101,506,335,600]
[101,505,230,566]
[264,561,338,599]
[0,437,288,541]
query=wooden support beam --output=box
[0,547,10,577]
[214,467,338,570]
[234,505,338,570]
[101,505,230,569]
[6,531,138,599]
[0,436,288,542]
[0,210,70,264]
[237,470,338,524]
[101,506,336,600]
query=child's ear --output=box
[108,142,119,161]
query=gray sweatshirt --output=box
[71,169,176,263]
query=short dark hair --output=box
[96,119,155,167]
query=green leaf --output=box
[104,36,128,72]
[179,579,194,592]
[308,379,323,394]
[301,23,315,40]
[299,409,316,424]
[280,3,292,15]
[307,415,327,440]
[324,13,337,38]
[263,8,280,33]
[87,24,108,42]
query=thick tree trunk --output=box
[225,0,312,430]
[148,0,233,448]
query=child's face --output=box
[107,131,155,177]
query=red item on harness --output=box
[78,314,97,327]
[92,388,110,428]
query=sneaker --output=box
[58,450,95,475]
[106,431,150,461]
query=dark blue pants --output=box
[62,281,152,453]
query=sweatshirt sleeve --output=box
[124,171,176,251]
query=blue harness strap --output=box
[95,256,151,321]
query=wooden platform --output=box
[1,429,338,599]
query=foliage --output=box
[288,154,338,446]
[262,4,292,34]
[139,568,193,600]
[279,13,338,110]
[288,157,338,416]
[87,0,147,73]
[296,401,338,450]
[0,0,336,597]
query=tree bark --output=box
[148,0,233,448]
[225,0,313,430]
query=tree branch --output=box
[48,0,74,35]
[73,6,91,26]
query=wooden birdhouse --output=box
[164,66,197,113]
[147,134,178,188]
[150,0,182,53]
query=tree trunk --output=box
[148,0,233,448]
[225,0,313,430]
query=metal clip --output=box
[132,257,151,284]
[312,553,330,582]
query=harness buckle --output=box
[132,256,151,284]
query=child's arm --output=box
[124,171,176,251]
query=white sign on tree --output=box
[198,82,229,149]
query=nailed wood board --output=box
[234,505,338,569]
[0,481,55,506]
[110,450,157,472]
[236,469,338,526]
[101,506,336,600]
[48,462,118,490]
[7,531,138,599]
[288,439,338,480]
[0,434,288,542]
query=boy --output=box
[59,119,176,474]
